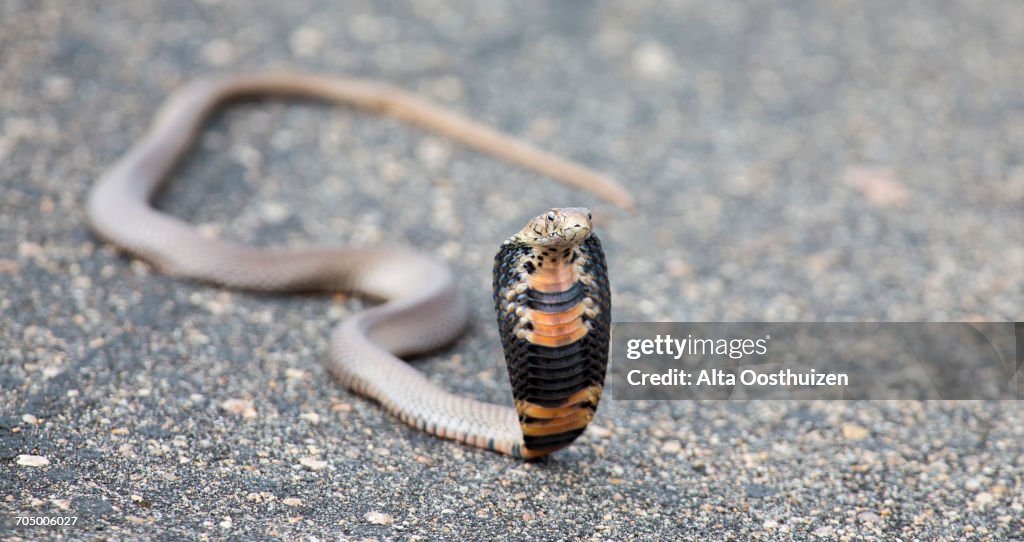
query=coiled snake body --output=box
[86,74,632,459]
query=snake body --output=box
[86,73,632,459]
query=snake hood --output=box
[494,206,611,458]
[507,207,593,248]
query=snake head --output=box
[513,207,593,248]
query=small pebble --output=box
[289,26,324,57]
[298,457,327,471]
[857,511,882,523]
[813,526,834,538]
[661,440,682,454]
[259,202,290,224]
[16,455,49,467]
[416,138,451,170]
[842,424,870,441]
[220,398,257,418]
[201,39,235,66]
[632,41,674,78]
[44,75,73,100]
[364,511,394,525]
[843,166,911,208]
[974,492,994,506]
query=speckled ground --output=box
[2,1,1023,540]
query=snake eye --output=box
[546,211,556,221]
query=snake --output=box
[86,73,633,459]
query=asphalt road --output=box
[2,1,1023,540]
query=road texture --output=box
[2,1,1023,540]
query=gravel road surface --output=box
[2,1,1022,540]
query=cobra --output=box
[86,74,632,459]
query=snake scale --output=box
[86,73,633,459]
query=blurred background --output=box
[2,1,1022,540]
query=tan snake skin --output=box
[86,73,633,458]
